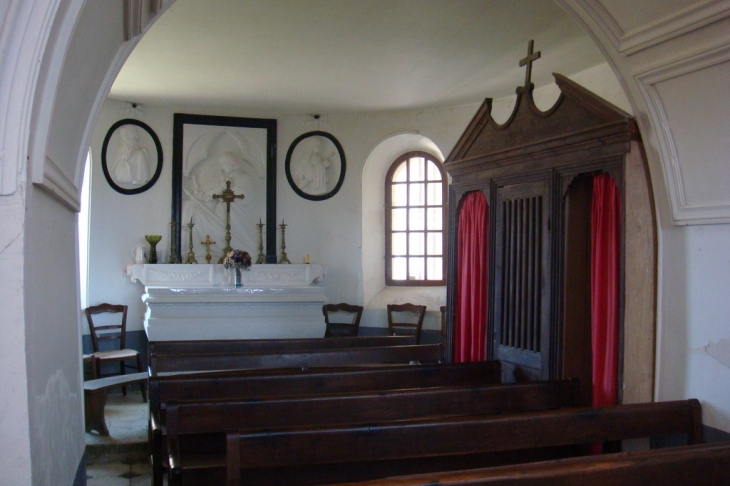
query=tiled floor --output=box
[85,390,161,485]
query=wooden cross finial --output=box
[519,40,541,88]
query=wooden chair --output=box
[387,303,427,344]
[85,303,146,401]
[323,303,364,337]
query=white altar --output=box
[127,263,327,341]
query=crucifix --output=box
[200,235,216,264]
[212,180,244,263]
[519,39,541,88]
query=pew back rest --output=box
[150,360,502,414]
[166,379,579,439]
[149,335,416,359]
[227,399,702,471]
[149,344,443,375]
[325,442,730,486]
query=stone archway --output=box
[4,1,698,483]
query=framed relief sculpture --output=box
[101,119,163,195]
[285,131,346,201]
[171,113,277,263]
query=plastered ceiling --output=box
[109,0,606,114]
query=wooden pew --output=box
[166,379,579,486]
[149,343,443,375]
[149,335,416,360]
[329,442,730,486]
[225,399,703,486]
[151,360,502,486]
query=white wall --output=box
[88,100,174,333]
[87,61,632,338]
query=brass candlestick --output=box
[168,222,180,263]
[185,218,198,264]
[256,218,266,264]
[278,219,291,264]
[201,235,216,264]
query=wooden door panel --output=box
[492,179,551,382]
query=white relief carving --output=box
[112,125,150,184]
[181,126,267,261]
[292,136,335,195]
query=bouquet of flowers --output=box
[222,249,252,270]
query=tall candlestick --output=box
[256,219,266,264]
[278,219,291,264]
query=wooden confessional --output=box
[443,66,656,406]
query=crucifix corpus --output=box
[213,180,244,263]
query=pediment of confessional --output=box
[445,74,636,176]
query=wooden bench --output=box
[149,343,443,375]
[149,335,416,360]
[329,441,730,486]
[225,399,703,485]
[166,379,579,486]
[150,361,502,486]
[83,372,148,435]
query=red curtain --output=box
[455,191,488,363]
[591,174,621,408]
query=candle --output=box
[305,254,310,264]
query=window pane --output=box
[392,183,407,207]
[393,162,408,182]
[409,183,425,206]
[427,257,443,280]
[427,232,442,255]
[409,208,425,230]
[409,233,425,255]
[392,208,407,231]
[426,208,442,230]
[392,233,407,256]
[409,257,425,280]
[392,257,407,280]
[427,183,442,206]
[409,157,425,181]
[427,160,441,181]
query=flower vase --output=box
[233,264,243,288]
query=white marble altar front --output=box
[127,264,327,341]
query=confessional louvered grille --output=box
[499,195,542,353]
[492,179,551,381]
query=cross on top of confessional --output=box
[519,39,541,88]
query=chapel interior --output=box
[2,0,730,485]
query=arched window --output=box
[385,151,447,286]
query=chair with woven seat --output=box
[387,303,427,344]
[323,303,364,337]
[85,303,146,401]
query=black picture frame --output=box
[285,131,346,201]
[172,113,278,263]
[101,119,163,195]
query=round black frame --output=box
[101,118,163,195]
[285,131,346,201]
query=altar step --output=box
[85,390,154,484]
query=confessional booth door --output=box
[490,177,553,382]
